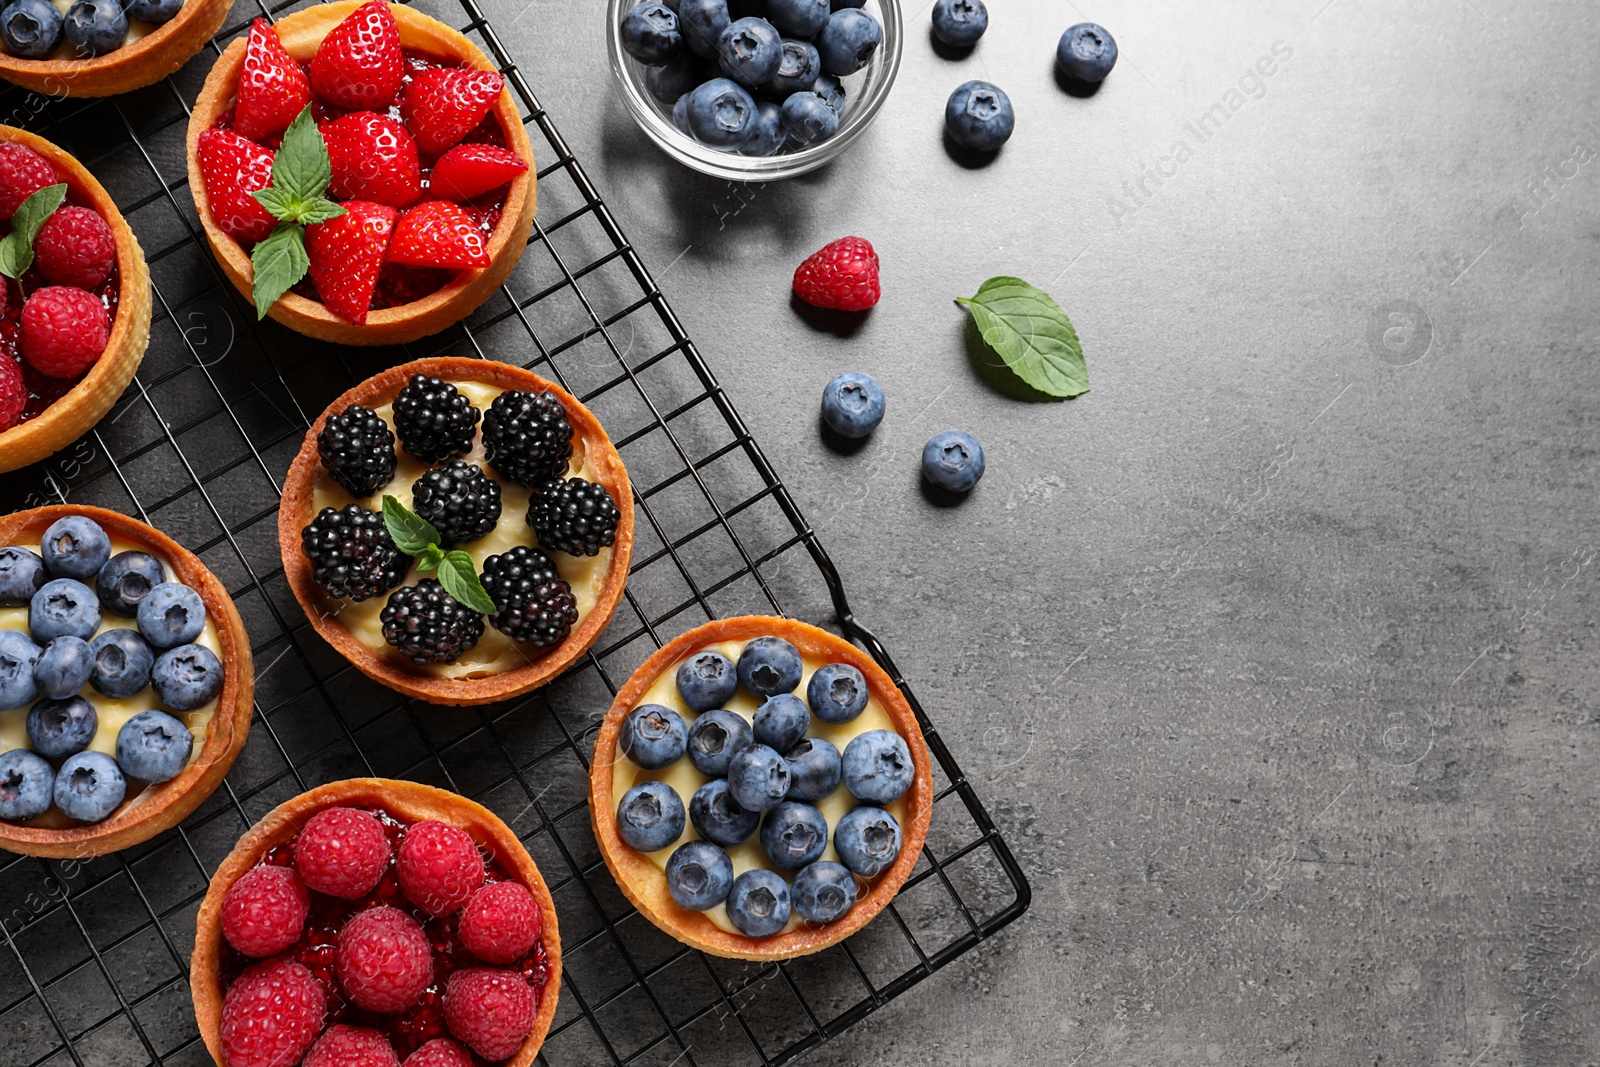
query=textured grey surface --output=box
[511,0,1600,1063]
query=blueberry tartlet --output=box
[590,616,932,959]
[0,505,252,856]
[278,357,633,705]
[0,0,228,97]
[191,778,561,1067]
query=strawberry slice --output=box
[234,18,312,142]
[309,0,403,111]
[403,68,506,156]
[195,129,277,244]
[386,201,490,269]
[429,143,528,201]
[322,111,422,208]
[306,200,397,324]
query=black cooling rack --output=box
[0,1,1030,1062]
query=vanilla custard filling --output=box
[0,534,221,829]
[610,638,911,937]
[309,381,612,680]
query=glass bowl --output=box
[607,0,903,181]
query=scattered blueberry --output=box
[931,0,986,47]
[0,546,46,606]
[842,729,914,804]
[672,91,693,134]
[677,0,729,58]
[780,90,839,145]
[30,578,101,642]
[0,748,53,820]
[1057,22,1116,83]
[89,628,154,699]
[921,429,985,492]
[741,99,788,156]
[645,53,703,104]
[944,80,1013,151]
[150,643,223,711]
[53,750,126,823]
[785,736,842,801]
[686,76,758,147]
[760,800,828,868]
[676,650,738,711]
[622,1,682,63]
[806,662,868,724]
[686,708,753,776]
[768,37,821,95]
[26,695,97,760]
[727,742,791,812]
[834,804,901,877]
[664,839,735,910]
[718,16,782,86]
[737,636,802,697]
[619,704,688,769]
[123,0,182,21]
[816,8,880,76]
[137,582,206,648]
[753,692,808,752]
[766,0,828,38]
[62,0,126,58]
[0,630,41,710]
[792,859,858,923]
[40,516,110,581]
[95,551,164,617]
[0,0,63,60]
[811,72,847,117]
[115,709,193,783]
[33,636,92,700]
[689,777,761,846]
[616,780,686,852]
[820,372,884,438]
[725,867,791,936]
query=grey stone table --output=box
[508,0,1600,1063]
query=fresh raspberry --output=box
[294,806,392,899]
[397,819,485,917]
[322,111,423,208]
[459,880,542,965]
[792,235,881,312]
[0,142,55,220]
[304,1024,401,1067]
[402,1038,475,1067]
[0,356,24,432]
[20,287,108,379]
[428,143,528,202]
[34,205,116,289]
[219,957,326,1067]
[402,68,506,156]
[443,968,536,1061]
[221,864,311,958]
[235,18,313,143]
[335,905,433,1014]
[310,0,404,111]
[386,201,490,270]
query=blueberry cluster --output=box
[619,0,883,157]
[0,0,185,61]
[0,514,217,826]
[614,635,914,937]
[817,372,986,493]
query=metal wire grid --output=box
[0,1,1031,1063]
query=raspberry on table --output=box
[294,805,392,899]
[305,1023,401,1067]
[318,404,398,498]
[481,389,573,488]
[443,967,537,1061]
[526,477,621,557]
[460,879,543,965]
[20,286,109,379]
[301,504,412,602]
[335,905,433,1014]
[380,579,485,664]
[0,142,56,220]
[0,355,25,432]
[397,819,486,917]
[402,1037,475,1067]
[221,863,310,958]
[219,957,326,1067]
[792,235,881,312]
[33,205,116,289]
[479,545,577,648]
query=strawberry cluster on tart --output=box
[192,778,561,1067]
[591,616,932,960]
[0,124,150,474]
[0,0,228,98]
[186,0,536,345]
[278,357,633,706]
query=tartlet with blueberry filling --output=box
[0,0,229,98]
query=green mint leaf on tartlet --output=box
[380,496,496,613]
[382,494,441,556]
[263,106,335,210]
[956,276,1089,399]
[294,198,348,226]
[437,550,497,614]
[0,182,67,279]
[249,223,309,321]
[246,107,344,316]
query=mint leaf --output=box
[251,186,303,221]
[379,497,493,613]
[414,544,445,573]
[437,550,497,614]
[297,198,348,226]
[956,277,1089,399]
[382,495,440,556]
[249,223,308,321]
[271,106,334,205]
[0,182,67,279]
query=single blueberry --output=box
[644,52,705,104]
[737,635,802,697]
[676,650,737,711]
[931,0,986,47]
[685,76,758,148]
[792,859,858,923]
[780,90,839,145]
[616,780,686,852]
[33,635,93,700]
[1057,21,1116,83]
[619,703,688,769]
[688,777,761,846]
[833,804,902,877]
[727,742,791,813]
[726,867,791,936]
[115,709,193,783]
[151,643,223,711]
[26,695,98,759]
[95,550,165,617]
[30,578,101,642]
[621,1,682,64]
[944,80,1013,152]
[123,0,180,21]
[768,37,821,96]
[819,373,884,438]
[785,736,842,801]
[672,91,694,135]
[922,429,986,492]
[753,692,808,752]
[0,546,46,606]
[676,0,729,58]
[760,800,828,869]
[664,839,734,910]
[806,662,868,724]
[137,582,206,648]
[0,747,53,820]
[54,750,126,823]
[62,0,126,58]
[40,515,111,580]
[0,630,42,710]
[686,708,753,777]
[0,0,63,59]
[811,71,847,117]
[718,16,782,86]
[90,628,155,699]
[767,0,827,37]
[816,8,880,76]
[842,728,914,804]
[740,99,788,156]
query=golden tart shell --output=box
[0,0,229,98]
[589,615,934,961]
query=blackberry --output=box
[317,404,397,498]
[392,375,480,464]
[527,477,621,557]
[380,579,485,664]
[301,505,412,601]
[479,546,579,647]
[482,390,574,488]
[411,461,502,546]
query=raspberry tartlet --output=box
[185,1,536,345]
[0,125,151,474]
[590,616,932,960]
[277,357,633,705]
[0,505,252,857]
[0,0,228,98]
[191,778,561,1067]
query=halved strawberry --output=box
[306,200,397,324]
[322,111,422,208]
[234,18,312,142]
[386,201,490,269]
[195,128,277,244]
[309,0,403,111]
[402,68,505,156]
[428,143,527,201]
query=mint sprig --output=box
[956,277,1089,399]
[0,183,68,279]
[381,494,497,615]
[248,106,345,319]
